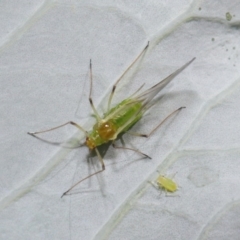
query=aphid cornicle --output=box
[28,42,195,197]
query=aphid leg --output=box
[127,107,185,138]
[89,59,101,121]
[27,121,88,149]
[26,135,84,148]
[61,147,105,197]
[28,121,88,136]
[112,142,151,159]
[107,42,149,111]
[149,180,164,197]
[164,189,170,197]
[149,180,159,189]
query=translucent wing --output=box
[136,57,196,107]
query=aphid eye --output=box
[85,137,95,150]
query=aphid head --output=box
[85,137,95,150]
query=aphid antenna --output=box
[128,83,146,98]
[107,41,149,111]
[89,59,102,122]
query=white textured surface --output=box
[1,1,240,240]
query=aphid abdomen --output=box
[121,112,142,133]
[111,100,143,132]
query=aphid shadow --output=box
[69,132,151,196]
[67,141,113,196]
[89,141,112,159]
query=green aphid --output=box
[151,173,178,194]
[156,175,178,193]
[28,42,195,196]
